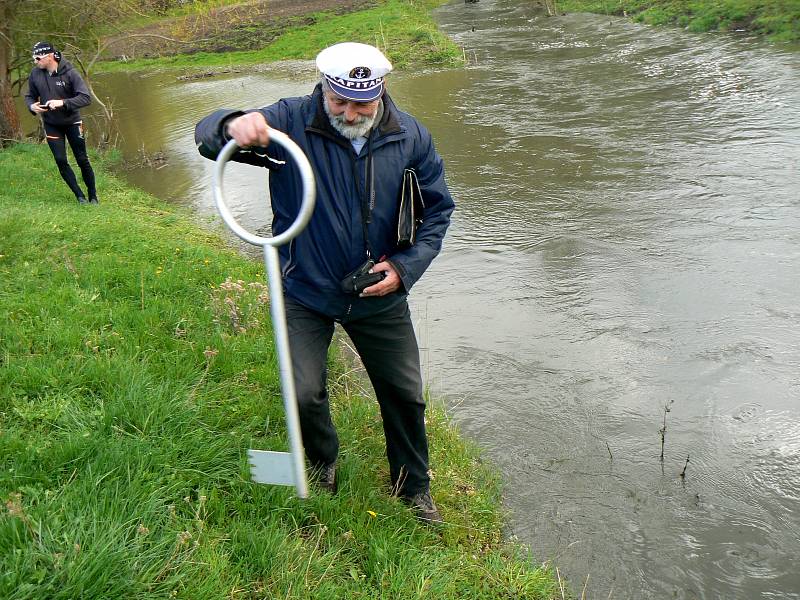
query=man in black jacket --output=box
[196,42,455,523]
[24,42,98,205]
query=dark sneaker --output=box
[402,491,443,525]
[311,462,337,494]
[89,197,99,205]
[77,196,88,205]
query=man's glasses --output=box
[33,55,48,62]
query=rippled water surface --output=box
[83,3,800,597]
[421,4,800,599]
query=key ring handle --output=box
[213,131,316,247]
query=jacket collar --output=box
[306,83,404,147]
[48,60,71,76]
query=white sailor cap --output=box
[316,42,393,102]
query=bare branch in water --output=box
[658,400,674,461]
[680,455,690,479]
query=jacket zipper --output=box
[282,239,296,278]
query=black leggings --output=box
[44,122,96,200]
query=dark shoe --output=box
[77,196,88,205]
[311,462,337,494]
[89,197,99,205]
[401,491,443,524]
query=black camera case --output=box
[340,259,386,294]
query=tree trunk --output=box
[0,3,23,145]
[0,80,22,145]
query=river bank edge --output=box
[0,142,559,599]
[558,0,800,42]
[92,0,800,80]
[94,0,465,75]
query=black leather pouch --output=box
[397,169,424,249]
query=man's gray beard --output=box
[323,99,377,140]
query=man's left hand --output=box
[42,100,65,110]
[360,260,402,297]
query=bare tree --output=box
[1,0,24,143]
[0,0,190,146]
[0,0,92,144]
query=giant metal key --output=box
[213,133,316,498]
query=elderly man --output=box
[195,42,455,523]
[24,42,98,205]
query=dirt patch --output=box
[103,0,376,60]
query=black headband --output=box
[32,42,55,57]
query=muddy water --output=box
[53,3,800,597]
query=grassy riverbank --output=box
[97,0,462,73]
[0,143,556,599]
[559,0,800,41]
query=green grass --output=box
[88,0,247,37]
[124,0,247,26]
[97,0,463,73]
[558,0,800,41]
[0,143,556,599]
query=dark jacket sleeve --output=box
[24,74,39,114]
[388,124,455,292]
[195,106,290,169]
[64,70,92,111]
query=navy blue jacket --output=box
[24,60,91,128]
[195,84,455,321]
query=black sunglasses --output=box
[33,55,49,62]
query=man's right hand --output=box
[226,112,270,148]
[31,102,48,114]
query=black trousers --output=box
[44,122,96,200]
[285,297,430,497]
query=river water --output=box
[50,1,800,597]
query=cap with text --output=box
[316,42,393,102]
[32,41,55,57]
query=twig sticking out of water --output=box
[581,573,590,600]
[658,400,674,461]
[606,442,613,460]
[680,455,690,479]
[130,143,168,170]
[556,566,565,600]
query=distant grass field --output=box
[559,0,800,41]
[0,142,557,599]
[98,0,463,73]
